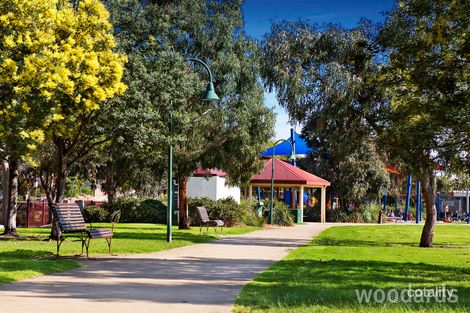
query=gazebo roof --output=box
[192,165,227,177]
[250,158,330,187]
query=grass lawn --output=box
[0,223,259,284]
[235,225,470,313]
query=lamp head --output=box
[202,81,219,101]
[289,152,296,161]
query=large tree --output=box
[105,0,275,228]
[378,0,469,246]
[33,0,127,207]
[263,20,389,207]
[0,0,64,234]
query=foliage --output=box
[378,0,470,246]
[104,197,167,224]
[306,203,381,223]
[189,197,266,227]
[271,200,293,226]
[263,20,389,205]
[235,225,470,313]
[238,199,266,227]
[25,0,128,204]
[103,0,275,228]
[81,205,109,223]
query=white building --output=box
[187,167,240,203]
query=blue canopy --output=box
[262,132,314,157]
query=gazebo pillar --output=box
[299,186,304,223]
[321,186,327,223]
[248,185,252,199]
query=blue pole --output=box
[416,180,421,223]
[394,197,398,215]
[290,128,296,166]
[256,187,261,202]
[405,174,412,221]
[436,192,441,221]
[466,189,469,224]
[383,192,388,211]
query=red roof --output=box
[250,158,330,187]
[385,165,401,175]
[193,165,227,177]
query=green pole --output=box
[269,139,295,224]
[165,58,219,242]
[167,109,173,242]
[269,147,276,224]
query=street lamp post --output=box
[167,58,219,243]
[269,139,295,225]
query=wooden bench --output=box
[196,206,224,234]
[386,216,402,223]
[52,203,117,259]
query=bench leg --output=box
[55,236,64,259]
[84,237,94,260]
[76,233,86,257]
[106,237,115,256]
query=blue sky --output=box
[242,0,394,139]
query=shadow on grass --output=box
[0,250,79,284]
[112,231,216,243]
[237,258,470,311]
[313,237,470,248]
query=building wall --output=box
[187,176,240,203]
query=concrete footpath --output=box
[1,223,332,313]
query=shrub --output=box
[271,200,293,226]
[189,197,265,227]
[239,199,265,227]
[104,197,167,223]
[82,205,109,223]
[188,197,218,225]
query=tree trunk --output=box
[4,159,19,235]
[55,154,67,203]
[178,175,190,229]
[105,166,117,204]
[419,168,436,247]
[108,189,116,205]
[1,159,9,227]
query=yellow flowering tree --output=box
[0,0,126,234]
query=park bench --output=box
[386,216,402,223]
[51,203,117,259]
[196,206,224,234]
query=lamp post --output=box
[167,58,219,243]
[269,139,295,225]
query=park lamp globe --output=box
[202,81,219,101]
[288,151,296,161]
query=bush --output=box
[271,200,293,226]
[305,202,382,223]
[189,197,265,227]
[82,205,109,223]
[188,197,218,225]
[239,199,265,227]
[104,197,167,223]
[216,197,242,227]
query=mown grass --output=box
[0,223,259,284]
[235,225,470,313]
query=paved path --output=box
[1,223,332,313]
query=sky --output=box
[242,0,394,139]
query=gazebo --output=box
[247,158,330,223]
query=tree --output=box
[379,0,469,246]
[262,20,389,207]
[0,0,64,234]
[33,0,127,206]
[105,0,275,228]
